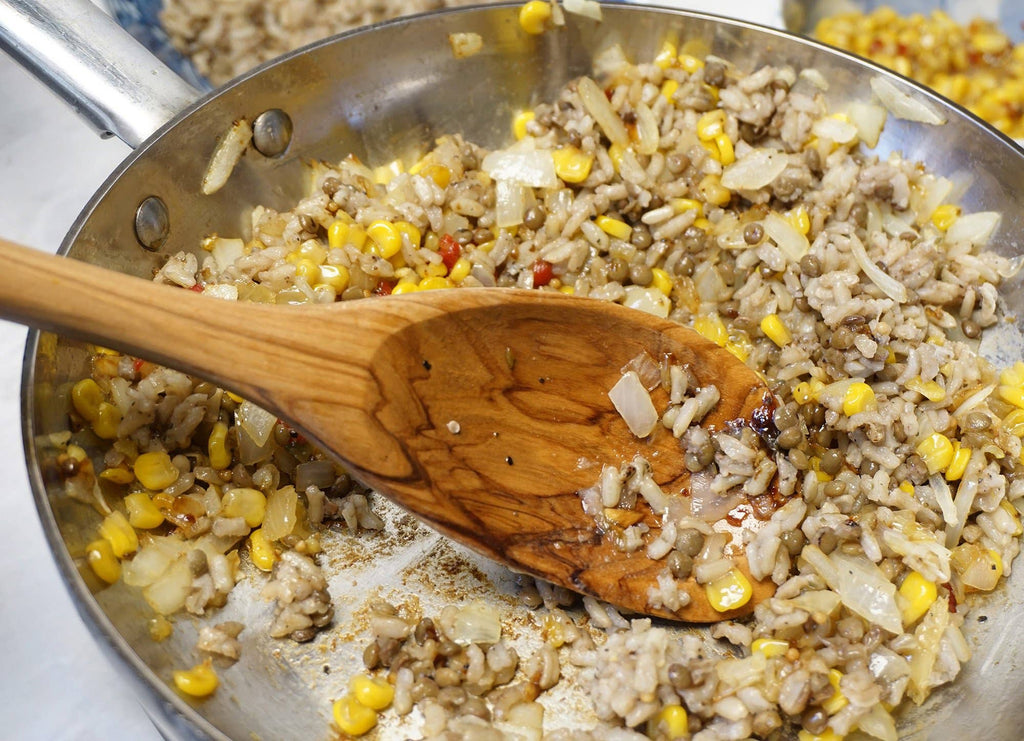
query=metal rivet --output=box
[134,196,169,252]
[252,109,293,158]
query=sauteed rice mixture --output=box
[62,36,1024,741]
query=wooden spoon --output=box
[2,237,777,621]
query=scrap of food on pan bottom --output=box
[56,6,1024,740]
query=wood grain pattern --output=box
[1,237,777,621]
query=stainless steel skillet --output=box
[4,1,1024,738]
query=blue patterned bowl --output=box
[105,0,212,90]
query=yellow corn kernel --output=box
[693,313,728,347]
[916,433,955,474]
[696,109,727,141]
[421,164,452,188]
[945,442,971,481]
[124,492,165,530]
[318,264,350,293]
[552,146,594,184]
[424,260,449,278]
[222,487,267,528]
[92,402,122,440]
[518,0,551,35]
[366,221,403,259]
[650,267,673,296]
[999,361,1024,387]
[751,638,790,658]
[706,568,753,612]
[1003,408,1024,436]
[133,451,180,491]
[990,548,1004,580]
[931,204,961,231]
[678,53,704,74]
[71,378,105,422]
[842,381,876,416]
[899,480,915,495]
[149,615,173,642]
[395,221,422,249]
[786,206,811,236]
[225,391,244,404]
[821,668,848,714]
[760,314,792,347]
[661,79,680,101]
[248,528,277,571]
[906,376,946,402]
[649,704,688,739]
[793,381,816,404]
[99,466,135,485]
[418,276,451,291]
[693,217,711,231]
[595,215,632,241]
[1000,500,1024,537]
[99,510,138,558]
[654,40,678,69]
[391,281,419,295]
[205,420,231,471]
[333,695,378,736]
[173,659,219,698]
[295,258,321,285]
[714,133,735,165]
[513,110,535,140]
[350,674,395,710]
[328,220,350,250]
[798,729,843,741]
[701,137,721,162]
[608,143,626,173]
[697,174,731,206]
[725,340,749,362]
[811,456,832,483]
[670,198,703,215]
[999,385,1024,409]
[297,240,327,265]
[86,539,121,584]
[448,257,472,283]
[899,571,938,625]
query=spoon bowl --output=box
[1,236,774,620]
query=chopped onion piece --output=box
[908,600,950,703]
[203,284,238,301]
[563,0,602,21]
[446,602,501,645]
[812,116,858,144]
[621,351,661,391]
[930,474,957,527]
[263,485,298,541]
[871,76,946,125]
[577,76,629,148]
[209,237,245,272]
[798,68,829,90]
[850,234,908,303]
[236,400,277,447]
[857,704,898,741]
[622,285,670,317]
[910,175,953,226]
[763,212,809,262]
[202,118,252,195]
[481,149,558,189]
[945,211,1001,247]
[830,551,903,634]
[847,101,887,147]
[495,179,528,228]
[448,32,483,59]
[721,150,788,191]
[608,371,658,438]
[143,557,193,615]
[952,384,994,418]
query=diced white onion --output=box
[945,211,1001,247]
[634,102,660,156]
[850,234,909,303]
[870,76,946,125]
[143,557,193,615]
[263,485,298,541]
[209,237,245,272]
[563,0,602,21]
[577,76,629,147]
[847,101,887,147]
[446,602,502,645]
[203,284,239,301]
[608,370,658,438]
[236,400,277,447]
[448,32,483,59]
[495,179,528,228]
[621,351,661,391]
[481,149,558,189]
[763,212,809,263]
[830,551,903,634]
[721,150,788,191]
[812,116,858,144]
[622,285,670,317]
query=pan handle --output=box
[0,0,200,148]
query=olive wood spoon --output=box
[0,237,776,621]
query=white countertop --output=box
[0,3,781,739]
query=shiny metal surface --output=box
[0,0,199,146]
[14,3,1024,739]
